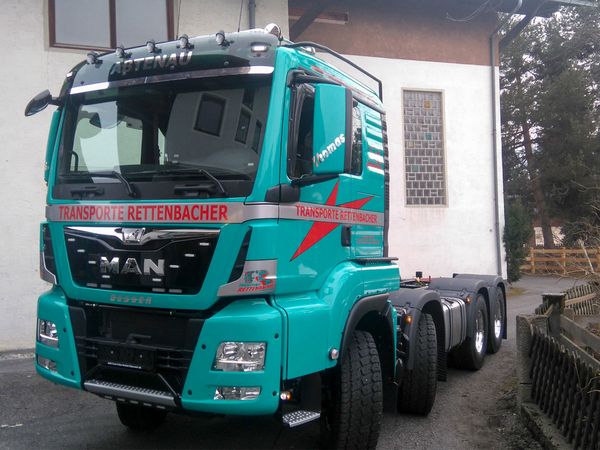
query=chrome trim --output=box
[65,226,219,245]
[84,379,176,408]
[39,252,57,284]
[70,65,274,94]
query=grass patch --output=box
[508,287,527,298]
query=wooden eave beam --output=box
[289,0,338,41]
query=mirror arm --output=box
[49,96,61,106]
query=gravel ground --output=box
[0,275,579,449]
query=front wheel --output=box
[320,330,382,449]
[487,289,505,354]
[452,294,488,370]
[116,403,167,431]
[397,313,437,415]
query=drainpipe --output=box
[489,0,522,276]
[248,0,256,29]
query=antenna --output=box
[237,0,244,32]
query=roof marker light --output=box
[115,45,130,59]
[146,40,159,53]
[251,43,269,54]
[215,30,229,47]
[86,52,100,65]
[177,34,193,49]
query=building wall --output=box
[299,1,507,279]
[322,54,506,279]
[289,0,498,65]
[0,0,288,351]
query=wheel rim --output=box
[475,309,485,354]
[494,297,503,339]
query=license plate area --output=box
[97,344,156,371]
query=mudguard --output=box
[388,288,444,371]
[428,277,493,339]
[455,274,507,339]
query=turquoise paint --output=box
[312,84,347,175]
[35,287,82,389]
[181,299,283,415]
[35,39,399,417]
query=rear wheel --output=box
[116,403,167,431]
[487,289,505,354]
[452,294,488,370]
[320,330,382,449]
[397,313,437,415]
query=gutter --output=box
[490,0,551,276]
[248,0,256,29]
[489,0,522,276]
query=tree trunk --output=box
[521,121,555,249]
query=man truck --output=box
[27,25,506,449]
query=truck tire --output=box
[116,403,167,430]
[452,294,488,370]
[487,289,505,354]
[320,330,382,450]
[397,313,437,415]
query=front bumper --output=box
[36,288,284,415]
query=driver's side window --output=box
[287,84,315,179]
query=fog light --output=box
[213,342,266,372]
[37,319,59,347]
[214,386,261,400]
[37,355,57,372]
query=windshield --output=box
[55,75,271,200]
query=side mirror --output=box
[25,90,58,117]
[312,84,351,175]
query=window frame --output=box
[402,88,448,208]
[48,0,175,52]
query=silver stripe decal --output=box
[70,66,274,94]
[280,203,384,227]
[46,201,383,226]
[46,203,277,224]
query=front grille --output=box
[69,302,207,396]
[64,227,219,295]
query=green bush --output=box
[504,200,533,282]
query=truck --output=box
[27,24,507,449]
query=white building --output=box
[0,0,581,349]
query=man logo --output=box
[99,257,165,276]
[122,228,145,244]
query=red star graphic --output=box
[291,181,373,260]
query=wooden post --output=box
[562,248,567,275]
[531,247,536,274]
[543,292,566,339]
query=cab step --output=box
[282,410,321,428]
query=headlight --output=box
[37,319,59,347]
[213,342,266,372]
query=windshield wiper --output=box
[83,171,137,197]
[146,167,228,196]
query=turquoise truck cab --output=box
[28,26,506,448]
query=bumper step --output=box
[84,379,176,408]
[282,410,321,428]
